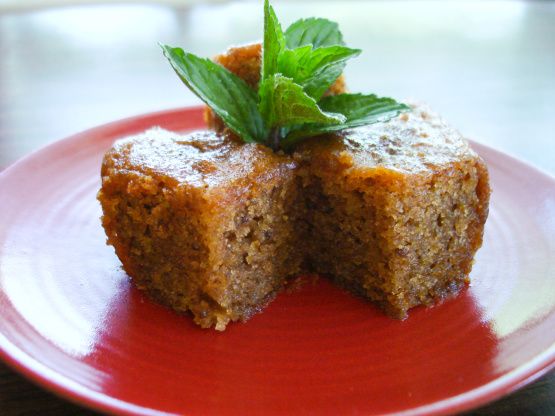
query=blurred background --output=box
[0,0,554,173]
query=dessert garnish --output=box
[160,0,409,150]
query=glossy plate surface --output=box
[0,107,554,416]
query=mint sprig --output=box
[161,0,409,150]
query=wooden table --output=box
[0,1,553,414]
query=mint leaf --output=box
[261,0,285,82]
[285,18,344,49]
[278,45,360,99]
[319,93,410,125]
[277,45,312,82]
[302,63,344,100]
[284,94,410,144]
[259,74,346,129]
[161,44,266,143]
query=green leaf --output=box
[319,93,410,123]
[278,45,360,99]
[277,45,313,82]
[284,94,410,145]
[261,0,285,82]
[160,44,266,143]
[258,74,346,129]
[285,17,345,49]
[302,63,345,100]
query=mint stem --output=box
[269,128,281,151]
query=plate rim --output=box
[1,330,554,416]
[0,106,554,416]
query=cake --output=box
[97,103,490,329]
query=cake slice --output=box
[98,129,302,330]
[294,105,490,318]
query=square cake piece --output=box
[98,129,302,330]
[294,105,490,318]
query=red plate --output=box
[0,107,554,416]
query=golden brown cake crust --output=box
[101,128,294,189]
